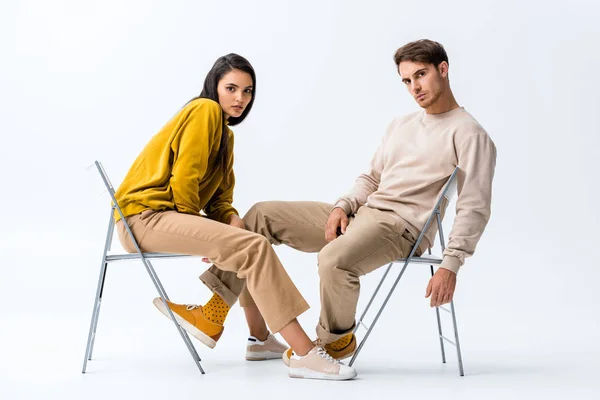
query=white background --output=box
[1,0,599,399]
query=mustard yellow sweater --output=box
[114,98,238,224]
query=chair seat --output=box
[105,252,194,262]
[395,254,443,265]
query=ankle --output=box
[202,293,230,325]
[249,330,269,341]
[293,344,315,357]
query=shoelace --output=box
[315,347,340,364]
[185,304,200,311]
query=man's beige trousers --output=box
[204,201,421,343]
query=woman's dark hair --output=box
[192,53,256,170]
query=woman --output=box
[114,53,356,380]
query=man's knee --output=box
[243,201,263,223]
[243,201,275,229]
[318,245,353,283]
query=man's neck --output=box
[425,91,459,115]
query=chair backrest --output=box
[443,172,458,203]
[94,160,128,222]
[95,160,141,254]
[95,160,116,196]
[439,167,459,205]
[407,167,460,257]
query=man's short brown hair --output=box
[393,39,449,67]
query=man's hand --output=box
[425,268,457,307]
[202,214,245,263]
[325,207,349,242]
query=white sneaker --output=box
[246,333,288,361]
[288,346,357,380]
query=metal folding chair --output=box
[349,166,465,376]
[81,160,206,374]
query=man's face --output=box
[398,61,447,109]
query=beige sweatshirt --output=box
[335,107,497,273]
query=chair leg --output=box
[431,264,447,364]
[82,210,114,373]
[82,262,108,373]
[87,263,108,361]
[142,260,204,373]
[449,300,465,376]
[349,260,411,367]
[353,262,393,334]
[435,207,464,375]
[146,260,201,364]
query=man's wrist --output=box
[333,200,351,216]
[439,255,461,274]
[437,267,456,276]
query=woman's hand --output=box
[228,214,246,230]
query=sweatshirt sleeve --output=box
[440,133,497,274]
[170,101,223,215]
[334,120,396,215]
[204,132,239,223]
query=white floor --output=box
[2,233,599,399]
[2,312,598,400]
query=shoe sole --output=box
[246,350,284,361]
[282,348,355,366]
[152,298,217,349]
[288,367,357,381]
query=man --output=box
[159,39,497,368]
[240,38,496,362]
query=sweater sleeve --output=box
[334,120,395,215]
[205,132,239,223]
[440,133,497,274]
[170,101,223,215]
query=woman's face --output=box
[217,69,254,119]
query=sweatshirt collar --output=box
[421,106,464,123]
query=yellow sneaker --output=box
[152,297,224,349]
[282,334,357,366]
[282,347,293,366]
